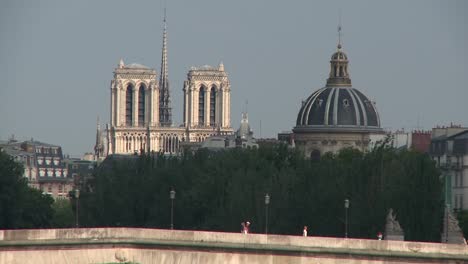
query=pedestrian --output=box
[245,221,251,234]
[303,226,308,237]
[377,231,383,240]
[241,222,246,234]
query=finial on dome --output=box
[218,61,225,71]
[337,11,343,50]
[119,58,124,68]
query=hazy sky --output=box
[0,0,466,156]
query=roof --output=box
[294,86,381,132]
[125,63,150,69]
[449,130,468,140]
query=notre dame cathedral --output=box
[94,13,233,158]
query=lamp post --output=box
[170,188,176,230]
[445,204,449,243]
[265,193,270,235]
[75,189,80,228]
[344,198,349,238]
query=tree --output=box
[52,199,74,228]
[0,151,54,228]
[79,143,443,241]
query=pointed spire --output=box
[119,58,124,68]
[218,61,225,71]
[160,8,168,84]
[96,116,101,144]
[94,116,103,158]
[159,7,172,127]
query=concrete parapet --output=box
[0,228,467,264]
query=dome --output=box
[295,86,381,132]
[294,39,381,133]
[331,50,348,61]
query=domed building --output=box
[293,37,383,158]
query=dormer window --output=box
[343,99,350,107]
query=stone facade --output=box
[0,139,73,199]
[430,126,468,209]
[105,16,232,156]
[106,62,233,155]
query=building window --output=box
[138,84,145,126]
[48,185,52,193]
[126,84,134,126]
[198,87,205,126]
[210,86,216,126]
[343,99,349,107]
[311,149,321,161]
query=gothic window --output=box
[339,66,344,77]
[334,66,338,77]
[126,84,133,126]
[138,85,145,126]
[210,86,216,126]
[199,87,205,126]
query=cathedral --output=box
[95,14,233,158]
[293,27,383,158]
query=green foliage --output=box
[80,143,443,241]
[0,151,54,228]
[52,199,75,228]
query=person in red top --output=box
[377,231,383,240]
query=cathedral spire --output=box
[94,116,104,159]
[159,7,172,126]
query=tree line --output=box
[0,141,450,241]
[75,141,444,241]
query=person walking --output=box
[245,221,251,234]
[377,231,383,240]
[303,226,308,237]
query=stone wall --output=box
[0,228,467,264]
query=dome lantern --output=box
[326,25,351,87]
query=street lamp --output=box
[445,204,450,243]
[344,198,349,238]
[170,188,176,230]
[265,193,270,235]
[75,188,80,228]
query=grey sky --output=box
[0,0,466,156]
